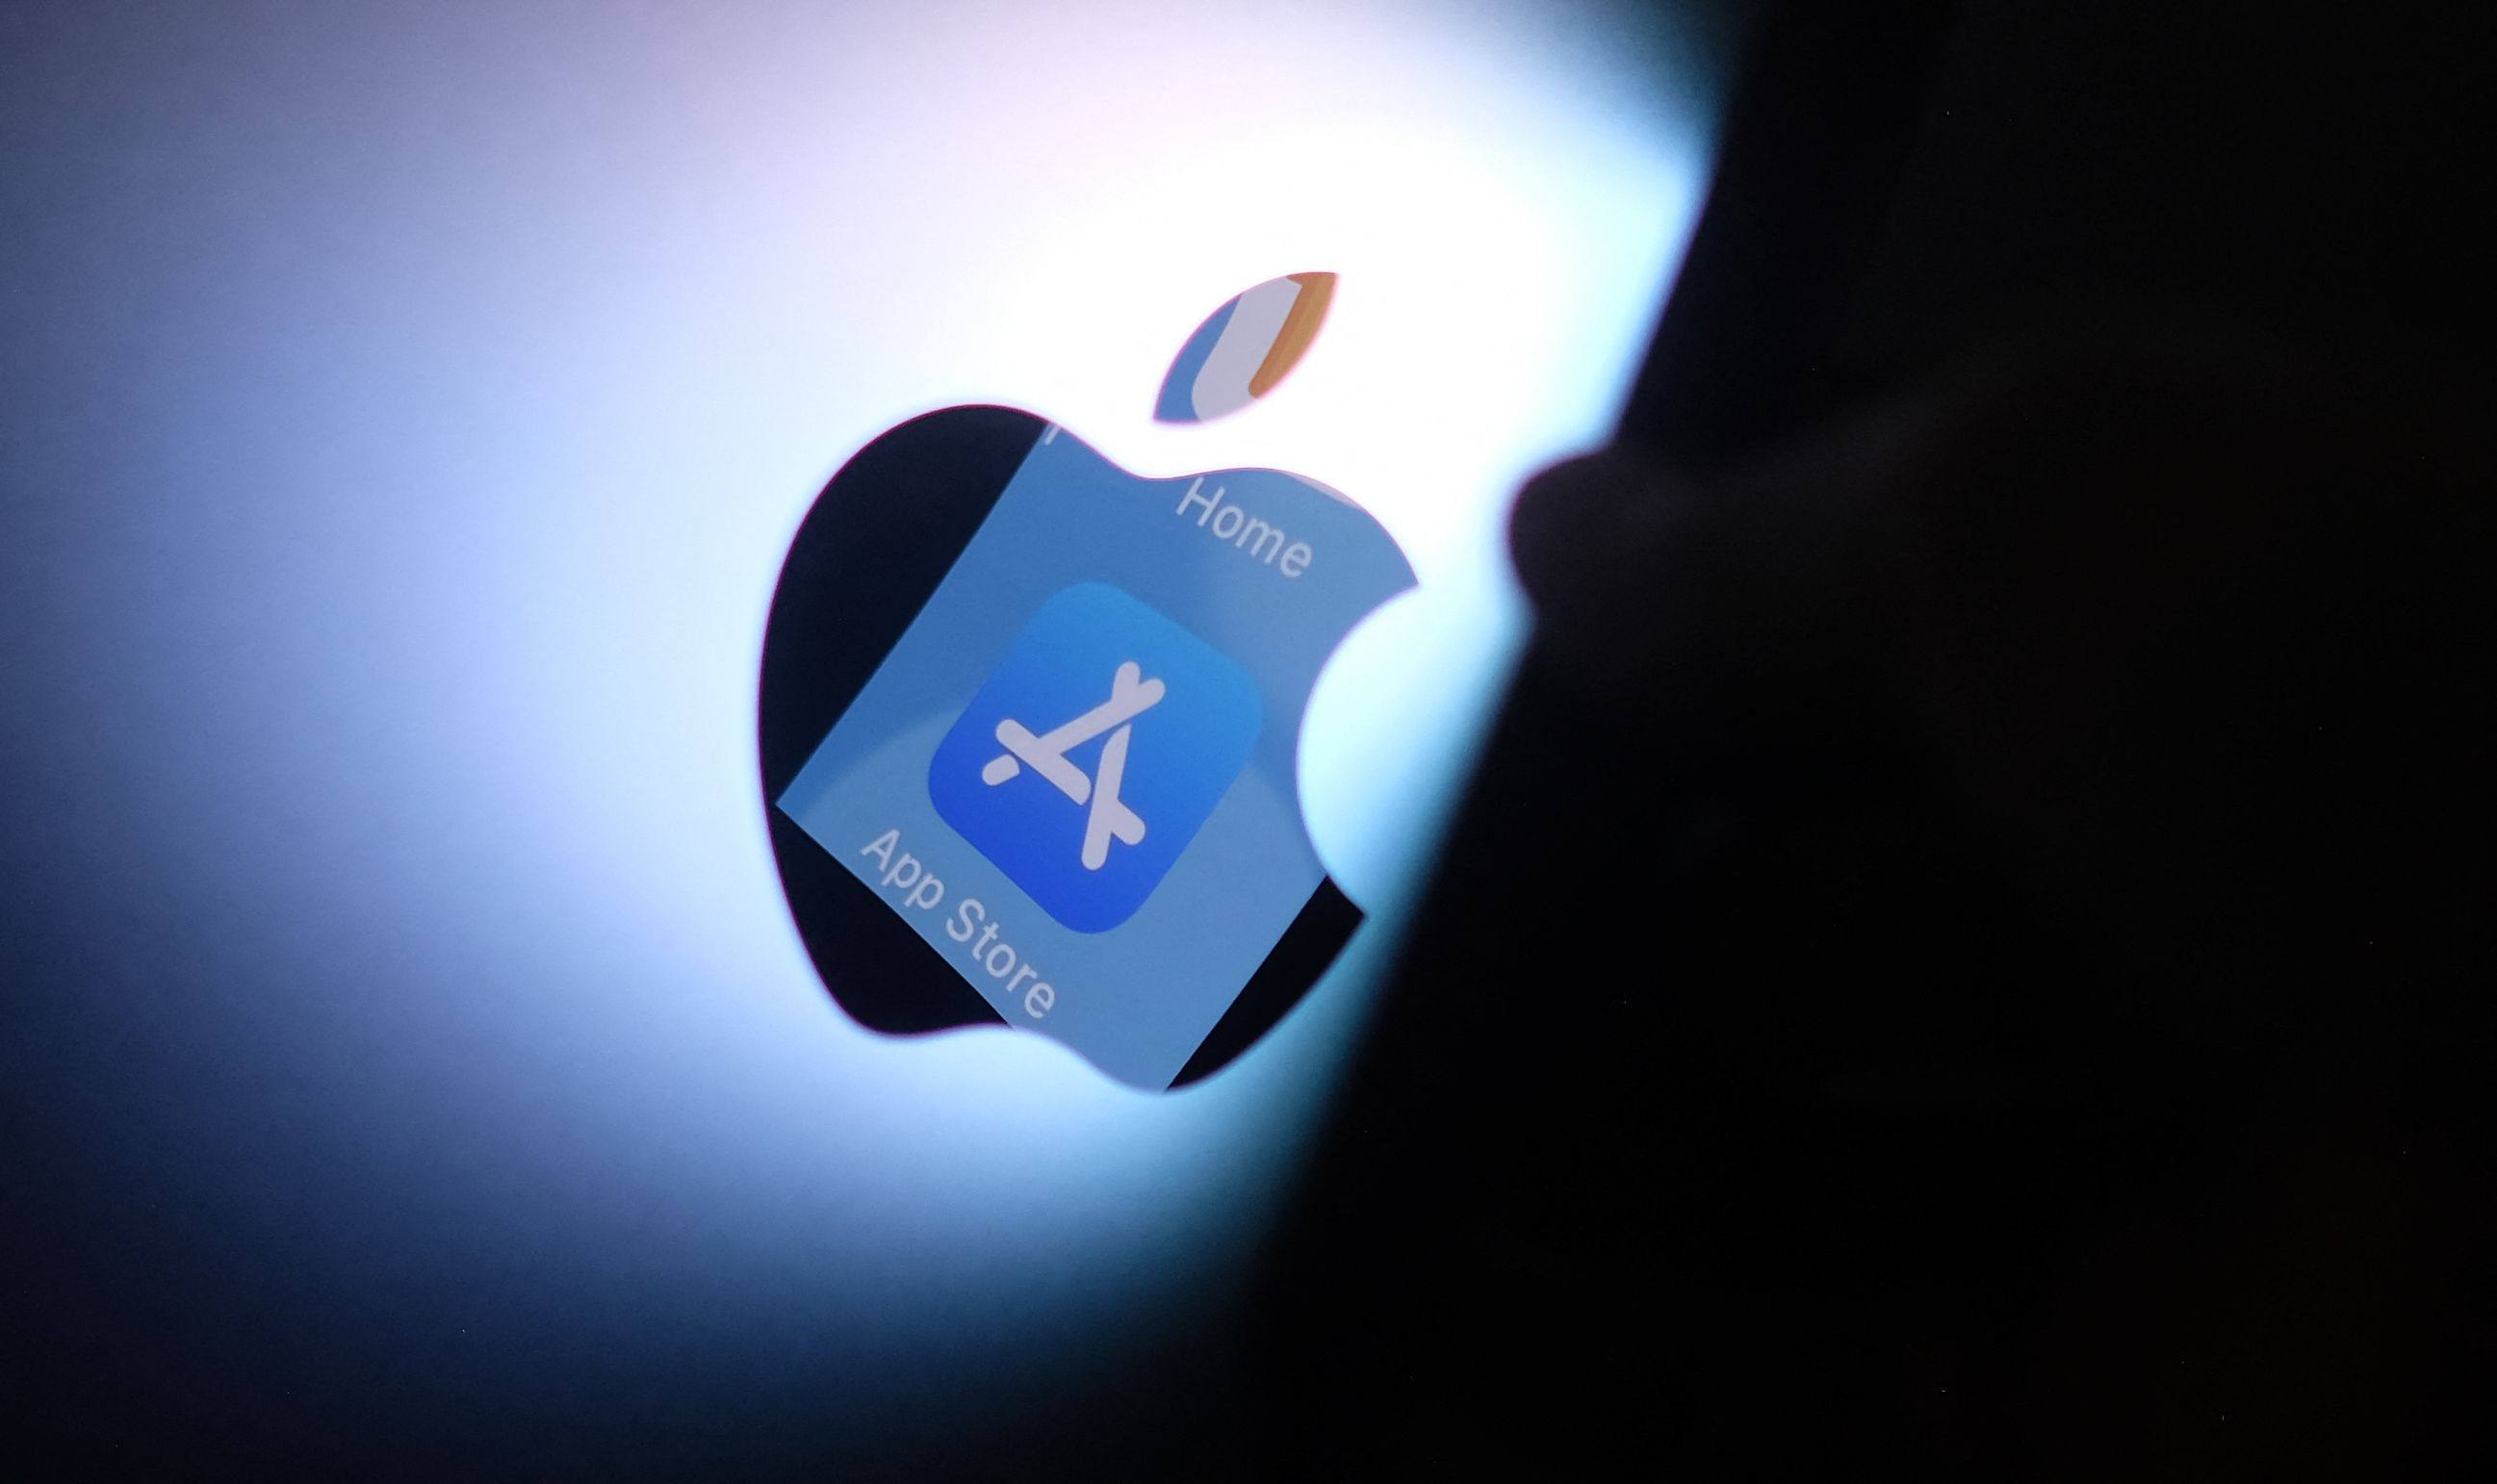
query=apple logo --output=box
[758,273,1413,1090]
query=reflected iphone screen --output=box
[775,422,1412,1089]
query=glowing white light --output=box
[450,0,1708,1296]
[18,0,1715,1425]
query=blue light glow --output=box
[1,0,1714,1463]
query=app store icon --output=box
[928,583,1264,934]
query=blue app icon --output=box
[928,582,1263,933]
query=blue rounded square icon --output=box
[928,583,1264,933]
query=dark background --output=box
[1249,0,2484,1476]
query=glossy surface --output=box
[1,1,1720,1468]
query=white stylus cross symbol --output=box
[982,661,1164,870]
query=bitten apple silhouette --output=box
[759,274,1412,1090]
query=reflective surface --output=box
[772,418,1413,1087]
[2,0,1721,1468]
